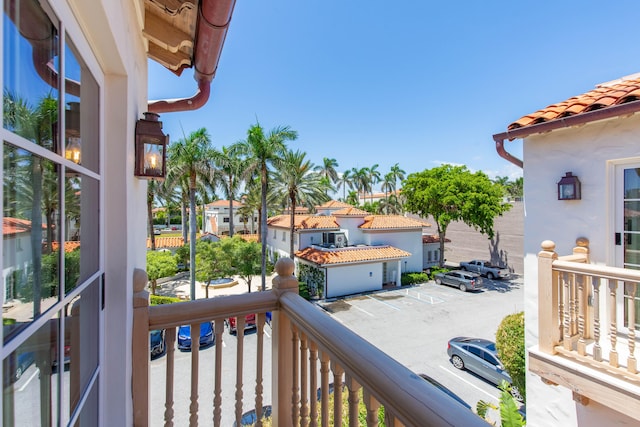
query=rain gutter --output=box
[493,99,640,169]
[147,0,236,113]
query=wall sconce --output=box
[557,172,581,200]
[65,137,81,164]
[135,112,168,180]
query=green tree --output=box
[389,163,406,194]
[336,170,353,202]
[402,164,510,266]
[366,164,381,204]
[496,312,526,402]
[146,251,178,295]
[195,240,234,295]
[232,237,266,293]
[235,123,298,290]
[477,381,525,427]
[166,128,215,300]
[272,149,329,258]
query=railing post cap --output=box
[133,268,148,293]
[575,237,589,248]
[275,257,295,277]
[541,240,556,251]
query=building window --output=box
[273,229,277,239]
[2,1,102,424]
[282,231,286,241]
[427,251,432,262]
[223,217,229,223]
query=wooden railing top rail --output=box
[279,292,488,427]
[552,259,640,282]
[148,291,279,330]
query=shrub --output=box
[495,312,526,402]
[426,266,449,280]
[400,272,429,286]
[150,295,183,305]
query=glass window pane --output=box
[64,170,99,291]
[65,279,100,416]
[2,317,60,426]
[3,0,59,151]
[3,143,60,342]
[624,168,640,199]
[624,233,640,268]
[64,37,99,174]
[624,201,640,231]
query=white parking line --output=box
[353,305,374,317]
[366,294,400,311]
[439,365,498,402]
[18,368,40,392]
[263,329,271,338]
[401,289,444,304]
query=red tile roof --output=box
[422,234,450,244]
[359,215,429,229]
[296,245,410,265]
[50,241,81,252]
[316,200,353,209]
[267,215,339,230]
[3,218,36,236]
[332,207,370,216]
[147,236,185,249]
[508,74,640,131]
[206,200,243,208]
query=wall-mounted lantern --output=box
[134,112,168,180]
[557,172,581,200]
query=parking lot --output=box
[148,275,524,424]
[318,275,525,412]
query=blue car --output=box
[150,330,165,358]
[177,322,214,351]
[14,351,35,380]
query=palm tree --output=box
[351,167,370,206]
[166,128,215,300]
[211,145,246,237]
[381,172,395,214]
[336,169,353,202]
[272,150,329,258]
[389,163,406,195]
[367,164,381,204]
[235,123,298,290]
[147,180,160,251]
[314,157,339,196]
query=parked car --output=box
[11,351,35,380]
[233,405,272,426]
[446,337,522,401]
[226,314,257,335]
[418,373,471,410]
[459,260,509,280]
[177,322,214,351]
[434,270,483,292]
[150,329,165,358]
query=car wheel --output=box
[459,283,467,292]
[15,366,23,380]
[435,278,442,285]
[451,355,465,370]
[510,386,523,402]
[487,272,495,280]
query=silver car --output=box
[447,337,522,401]
[434,270,483,292]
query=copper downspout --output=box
[493,99,640,169]
[148,0,236,113]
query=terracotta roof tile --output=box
[147,236,185,249]
[422,234,451,244]
[296,245,410,265]
[332,207,370,216]
[508,74,640,131]
[3,217,36,236]
[239,234,259,242]
[206,200,243,208]
[50,241,81,252]
[267,215,339,230]
[359,215,430,229]
[316,200,353,209]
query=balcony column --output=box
[272,258,299,427]
[539,240,559,353]
[132,268,150,427]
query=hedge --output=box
[150,295,183,306]
[495,312,526,402]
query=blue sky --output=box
[148,1,640,187]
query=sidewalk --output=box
[155,272,275,300]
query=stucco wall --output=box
[522,113,640,427]
[325,263,382,298]
[363,230,423,272]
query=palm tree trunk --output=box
[260,165,268,291]
[148,186,156,251]
[289,191,296,259]
[189,177,197,300]
[228,193,234,237]
[181,199,188,243]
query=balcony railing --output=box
[531,238,640,418]
[132,258,488,427]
